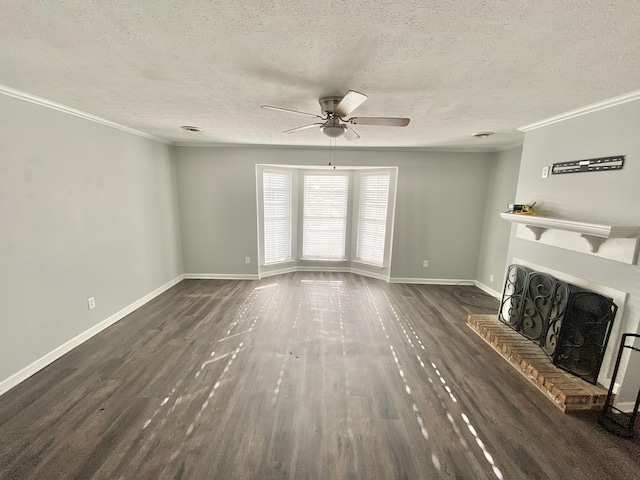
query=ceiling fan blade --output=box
[334,90,368,117]
[349,117,410,127]
[283,123,324,133]
[343,125,360,140]
[261,105,323,119]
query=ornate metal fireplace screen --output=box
[499,265,617,384]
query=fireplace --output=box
[499,264,617,385]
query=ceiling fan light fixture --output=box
[321,124,346,138]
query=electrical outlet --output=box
[423,260,429,268]
[490,274,494,282]
[245,257,250,264]
[542,166,549,178]
[87,297,96,310]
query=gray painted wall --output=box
[174,147,494,281]
[506,99,640,403]
[174,147,260,277]
[476,147,522,292]
[0,94,183,385]
[0,92,522,394]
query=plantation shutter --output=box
[263,170,292,264]
[356,172,390,266]
[302,174,349,260]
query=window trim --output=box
[257,165,397,279]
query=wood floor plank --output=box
[1,273,639,479]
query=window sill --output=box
[352,260,385,269]
[300,258,348,262]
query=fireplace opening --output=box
[499,265,617,385]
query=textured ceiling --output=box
[1,1,639,148]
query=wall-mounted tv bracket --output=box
[551,155,624,175]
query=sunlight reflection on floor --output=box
[367,284,505,479]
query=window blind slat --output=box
[302,174,348,261]
[356,173,390,266]
[263,171,292,264]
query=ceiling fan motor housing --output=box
[319,96,343,116]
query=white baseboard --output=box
[259,266,298,278]
[259,266,390,282]
[183,273,259,280]
[389,278,502,299]
[187,272,493,286]
[183,273,496,293]
[0,274,184,397]
[389,277,473,285]
[474,281,502,298]
[350,267,389,282]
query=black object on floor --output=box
[599,333,640,438]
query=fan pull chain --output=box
[332,137,336,169]
[328,137,336,169]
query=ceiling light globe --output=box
[321,125,346,138]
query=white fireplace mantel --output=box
[501,213,640,264]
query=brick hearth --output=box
[467,314,609,413]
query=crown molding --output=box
[0,83,527,151]
[518,89,640,132]
[0,84,170,144]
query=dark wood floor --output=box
[1,273,639,479]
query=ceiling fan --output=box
[261,90,410,140]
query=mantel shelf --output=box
[500,213,640,254]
